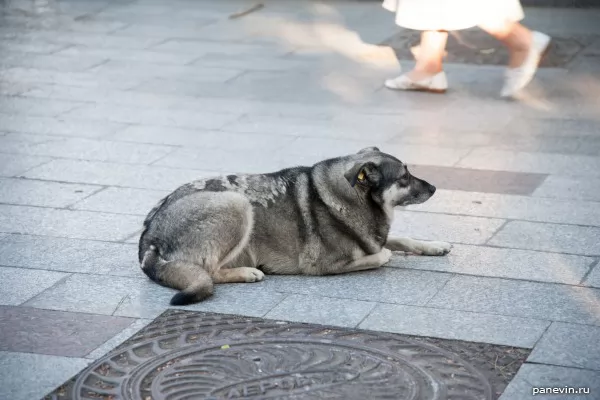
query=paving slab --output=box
[0,177,99,208]
[84,318,153,360]
[0,305,133,357]
[428,275,600,326]
[390,210,505,245]
[0,95,82,117]
[0,234,139,276]
[406,189,600,226]
[63,103,242,130]
[20,137,176,164]
[533,175,600,202]
[23,159,214,190]
[0,66,149,90]
[0,113,128,138]
[489,221,600,256]
[72,187,169,216]
[389,244,594,285]
[1,51,107,72]
[407,165,547,195]
[582,264,600,288]
[154,147,290,174]
[359,304,549,348]
[110,124,298,151]
[261,268,451,306]
[0,153,51,177]
[0,30,165,50]
[44,309,527,400]
[91,59,244,82]
[24,273,149,315]
[499,364,600,400]
[114,281,288,319]
[0,204,141,241]
[0,266,68,306]
[0,132,64,153]
[457,148,600,177]
[53,46,201,65]
[0,351,90,400]
[528,322,600,371]
[264,294,376,327]
[0,39,69,55]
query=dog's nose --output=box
[428,184,436,195]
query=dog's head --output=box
[344,147,436,208]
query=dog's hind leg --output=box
[386,236,452,256]
[141,245,213,305]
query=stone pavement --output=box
[0,0,599,399]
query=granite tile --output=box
[91,60,243,82]
[0,66,148,90]
[154,147,287,174]
[0,305,133,357]
[406,189,600,226]
[114,282,288,319]
[24,274,149,315]
[23,159,214,190]
[0,178,99,208]
[457,148,600,177]
[583,264,600,288]
[528,322,600,371]
[64,103,241,130]
[261,268,451,306]
[110,125,297,152]
[23,137,176,164]
[1,51,107,72]
[0,351,90,400]
[407,165,547,195]
[72,187,169,215]
[0,154,52,177]
[0,113,128,138]
[499,364,600,400]
[0,234,140,276]
[0,96,82,117]
[85,319,153,359]
[0,204,141,241]
[489,221,600,256]
[0,266,68,306]
[390,211,505,245]
[0,39,69,55]
[54,46,200,65]
[264,294,376,327]
[359,304,549,348]
[533,175,600,202]
[428,275,600,326]
[389,244,593,285]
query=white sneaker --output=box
[384,71,448,93]
[501,31,551,98]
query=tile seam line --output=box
[483,219,510,246]
[16,273,73,307]
[0,201,147,217]
[261,293,290,318]
[579,258,600,285]
[0,349,96,360]
[423,274,455,306]
[0,151,188,168]
[353,302,380,329]
[64,185,109,210]
[8,176,174,191]
[523,360,600,373]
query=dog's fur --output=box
[139,147,451,305]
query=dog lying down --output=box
[139,147,451,306]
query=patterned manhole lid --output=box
[45,310,529,400]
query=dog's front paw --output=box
[241,267,265,282]
[421,241,452,256]
[380,248,393,264]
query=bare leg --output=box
[326,249,392,275]
[479,20,532,68]
[407,30,448,80]
[212,267,264,284]
[386,237,451,256]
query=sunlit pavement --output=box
[1,1,600,398]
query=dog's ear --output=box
[357,146,380,154]
[344,162,379,187]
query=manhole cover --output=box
[44,310,529,400]
[381,30,599,68]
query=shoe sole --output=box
[385,85,447,94]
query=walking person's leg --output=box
[479,19,550,97]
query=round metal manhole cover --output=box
[68,310,494,400]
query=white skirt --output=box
[382,0,525,31]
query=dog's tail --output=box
[140,245,214,306]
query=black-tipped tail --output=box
[170,281,214,306]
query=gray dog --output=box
[139,147,451,305]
